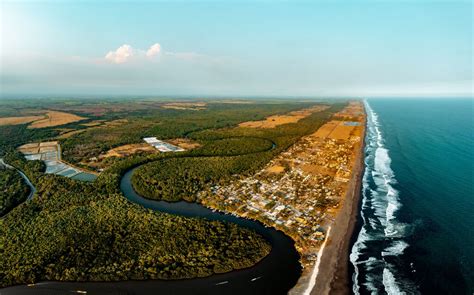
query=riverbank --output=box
[289,104,366,295]
[2,165,297,295]
[0,158,36,202]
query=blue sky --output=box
[1,0,472,97]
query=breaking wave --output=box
[350,100,418,294]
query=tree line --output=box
[0,167,31,216]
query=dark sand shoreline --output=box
[307,109,366,295]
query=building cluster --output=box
[199,102,365,267]
[143,137,185,152]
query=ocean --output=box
[350,98,473,294]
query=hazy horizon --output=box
[1,1,472,97]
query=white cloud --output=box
[146,43,161,57]
[105,43,163,64]
[105,44,134,64]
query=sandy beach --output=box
[290,106,366,295]
[310,111,366,295]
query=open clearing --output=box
[239,105,329,129]
[161,102,207,111]
[267,165,285,174]
[0,110,86,128]
[166,138,201,150]
[328,124,354,140]
[57,119,128,139]
[311,121,339,139]
[301,163,335,177]
[26,111,86,129]
[57,129,87,139]
[80,120,105,127]
[311,120,361,141]
[0,115,45,126]
[313,103,364,140]
[102,143,157,158]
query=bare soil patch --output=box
[39,141,58,147]
[18,141,59,155]
[17,145,40,154]
[103,143,157,158]
[17,143,40,149]
[80,120,105,127]
[301,164,335,176]
[328,124,354,141]
[104,119,128,126]
[166,138,201,150]
[57,129,87,139]
[161,102,207,111]
[311,121,340,139]
[267,165,285,174]
[239,105,329,129]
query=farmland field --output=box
[28,111,87,128]
[0,115,45,126]
[238,105,328,128]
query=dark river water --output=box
[3,166,302,295]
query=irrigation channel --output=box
[3,139,303,295]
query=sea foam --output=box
[383,267,405,295]
[350,100,416,294]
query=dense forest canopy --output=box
[0,167,31,216]
[0,98,346,287]
[0,151,271,287]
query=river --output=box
[0,158,36,202]
[3,165,302,295]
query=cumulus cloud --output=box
[105,43,162,64]
[105,44,134,64]
[146,43,161,57]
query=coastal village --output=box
[200,101,365,267]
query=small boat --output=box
[250,276,262,282]
[215,281,229,285]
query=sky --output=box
[0,0,472,98]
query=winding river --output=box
[3,159,302,295]
[0,158,36,216]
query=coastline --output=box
[290,104,366,295]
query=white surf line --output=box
[302,226,332,295]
